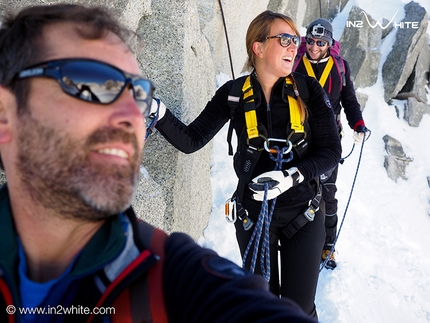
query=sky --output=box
[197,0,430,322]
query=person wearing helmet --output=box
[293,18,370,269]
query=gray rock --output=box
[401,34,430,127]
[355,91,369,111]
[382,135,413,182]
[382,1,428,103]
[268,0,348,30]
[339,6,381,89]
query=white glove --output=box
[149,98,166,120]
[248,167,304,201]
[353,131,364,144]
[353,125,369,145]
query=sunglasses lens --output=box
[279,34,300,47]
[306,38,327,47]
[61,61,124,104]
[132,78,154,117]
[60,61,153,116]
[279,35,290,47]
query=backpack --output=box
[100,214,168,323]
[293,37,346,89]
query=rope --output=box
[320,136,366,271]
[217,0,235,80]
[339,143,355,164]
[242,146,293,281]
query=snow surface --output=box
[197,0,430,322]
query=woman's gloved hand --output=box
[248,167,304,201]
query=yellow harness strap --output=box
[303,56,334,88]
[285,76,304,133]
[242,75,304,140]
[242,76,259,139]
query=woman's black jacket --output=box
[156,73,341,208]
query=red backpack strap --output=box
[332,55,346,88]
[292,53,303,72]
[110,220,168,323]
[292,37,307,72]
[0,278,14,323]
[147,226,168,323]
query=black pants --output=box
[235,200,325,317]
[320,165,339,249]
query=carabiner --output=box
[225,198,237,223]
[264,138,293,154]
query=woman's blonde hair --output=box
[245,10,300,70]
[245,10,307,122]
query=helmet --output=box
[306,18,333,46]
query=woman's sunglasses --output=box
[15,58,155,117]
[305,38,328,47]
[265,33,301,48]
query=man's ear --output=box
[0,85,15,144]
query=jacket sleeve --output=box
[295,76,342,181]
[340,60,365,130]
[154,83,232,154]
[163,232,317,323]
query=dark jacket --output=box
[156,73,341,208]
[0,185,316,323]
[294,53,364,131]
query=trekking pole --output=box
[320,130,370,271]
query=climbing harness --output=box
[320,129,370,271]
[282,185,322,239]
[225,194,254,231]
[223,73,316,281]
[242,145,293,282]
[225,72,308,203]
[302,56,334,88]
[225,75,315,281]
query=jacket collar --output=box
[0,184,129,299]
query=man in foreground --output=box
[0,4,317,322]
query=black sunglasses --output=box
[265,33,300,48]
[15,58,155,117]
[305,38,328,47]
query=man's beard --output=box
[16,110,142,222]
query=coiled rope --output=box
[242,146,293,281]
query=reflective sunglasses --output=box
[15,58,155,117]
[265,33,300,48]
[305,38,328,47]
